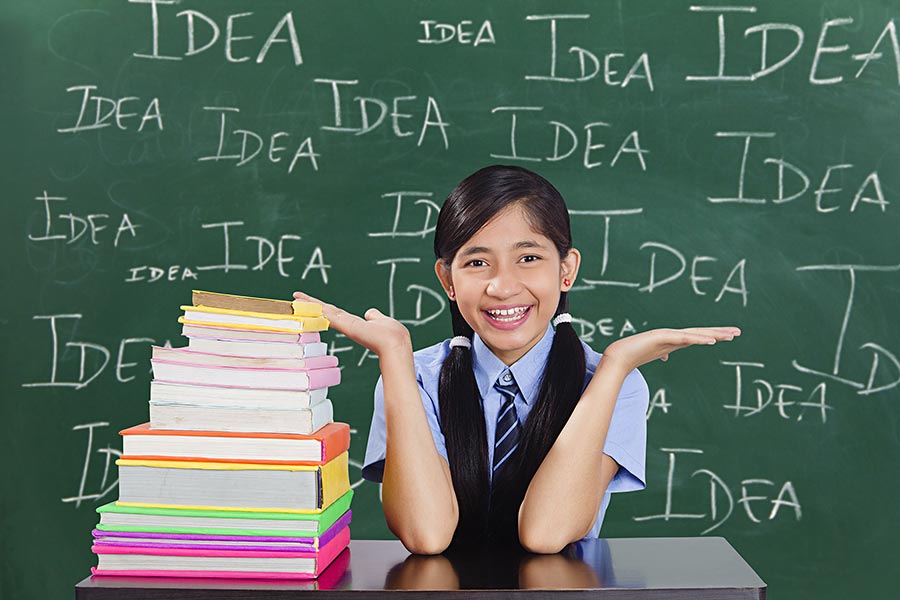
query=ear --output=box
[560,248,582,291]
[434,259,453,296]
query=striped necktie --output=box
[492,369,522,476]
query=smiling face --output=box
[435,203,580,366]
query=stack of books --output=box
[91,290,352,579]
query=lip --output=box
[482,305,533,330]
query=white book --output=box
[116,451,348,511]
[150,381,328,409]
[149,398,334,434]
[187,337,329,359]
[182,324,320,343]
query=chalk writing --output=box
[198,106,320,173]
[646,388,672,420]
[130,0,303,65]
[490,107,648,169]
[524,14,654,89]
[634,448,802,534]
[367,192,441,239]
[123,221,330,283]
[57,85,163,134]
[315,79,450,148]
[708,132,888,211]
[792,264,900,395]
[686,6,900,85]
[28,191,140,248]
[61,422,121,508]
[722,361,833,422]
[572,210,750,306]
[23,315,167,389]
[418,19,496,46]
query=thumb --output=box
[364,307,385,320]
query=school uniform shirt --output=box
[362,323,650,538]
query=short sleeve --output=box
[361,372,448,483]
[602,366,650,493]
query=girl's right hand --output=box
[293,291,412,356]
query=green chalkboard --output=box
[3,1,899,599]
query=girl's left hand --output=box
[600,326,741,374]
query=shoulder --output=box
[411,338,452,385]
[580,339,649,399]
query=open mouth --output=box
[483,305,532,324]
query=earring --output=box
[563,278,571,287]
[448,287,455,299]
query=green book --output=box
[95,490,353,537]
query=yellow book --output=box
[179,305,329,333]
[116,453,350,513]
[192,290,320,316]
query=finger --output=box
[677,332,719,345]
[364,307,386,320]
[293,290,326,305]
[292,291,365,335]
[682,326,742,339]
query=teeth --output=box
[487,306,529,321]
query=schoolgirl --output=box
[294,165,739,554]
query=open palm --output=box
[293,291,412,356]
[601,326,741,374]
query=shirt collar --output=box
[472,323,556,405]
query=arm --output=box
[517,358,632,553]
[292,292,457,554]
[379,344,459,554]
[518,326,741,553]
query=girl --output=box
[294,165,739,555]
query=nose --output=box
[486,264,521,298]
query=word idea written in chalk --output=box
[418,19,496,46]
[490,107,648,170]
[709,132,888,213]
[57,85,163,134]
[685,6,900,86]
[130,0,303,65]
[198,107,320,173]
[315,79,450,148]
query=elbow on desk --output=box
[387,514,456,555]
[394,527,454,555]
[518,530,570,555]
[518,518,585,554]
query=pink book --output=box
[151,360,341,391]
[91,526,349,579]
[151,346,338,370]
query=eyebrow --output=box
[458,239,547,257]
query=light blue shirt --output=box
[362,323,650,538]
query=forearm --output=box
[379,346,458,554]
[518,357,631,553]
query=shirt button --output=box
[502,372,512,383]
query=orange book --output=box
[120,422,350,465]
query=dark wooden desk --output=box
[75,537,766,599]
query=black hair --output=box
[434,165,587,548]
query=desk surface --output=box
[75,537,766,599]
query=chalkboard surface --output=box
[3,2,898,599]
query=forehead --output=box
[458,205,552,254]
